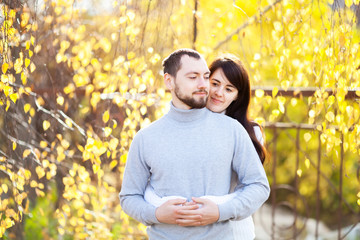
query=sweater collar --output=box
[167,102,207,122]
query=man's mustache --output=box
[193,90,208,95]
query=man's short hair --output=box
[162,48,201,77]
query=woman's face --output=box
[206,68,238,113]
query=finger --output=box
[191,197,207,204]
[166,198,187,205]
[176,213,202,221]
[176,219,202,227]
[176,208,201,215]
[176,204,199,212]
[182,201,197,206]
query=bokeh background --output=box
[0,0,359,239]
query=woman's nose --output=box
[214,88,223,97]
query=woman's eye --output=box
[211,82,218,86]
[226,88,233,92]
[189,76,196,79]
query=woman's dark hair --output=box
[209,54,267,164]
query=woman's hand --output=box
[175,197,219,226]
[155,199,200,224]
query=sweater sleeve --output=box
[217,122,270,222]
[119,132,160,225]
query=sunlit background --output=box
[0,0,359,239]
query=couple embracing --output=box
[120,48,270,240]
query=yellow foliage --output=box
[43,120,51,131]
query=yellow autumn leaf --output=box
[21,72,27,85]
[157,88,166,98]
[63,177,75,185]
[35,189,45,197]
[23,149,31,158]
[25,58,30,68]
[4,217,15,228]
[140,105,147,115]
[120,153,127,163]
[272,87,278,98]
[109,160,118,170]
[24,169,32,179]
[34,45,41,53]
[2,184,8,194]
[36,166,45,179]
[104,127,112,137]
[304,133,312,142]
[297,169,302,177]
[6,100,10,112]
[2,63,8,73]
[305,158,310,169]
[255,89,264,98]
[309,110,316,118]
[101,38,112,53]
[4,85,12,97]
[9,93,18,103]
[149,54,161,64]
[30,62,36,73]
[56,96,64,106]
[65,118,73,128]
[93,164,100,174]
[24,103,31,113]
[12,141,16,150]
[14,58,23,74]
[103,110,110,123]
[43,120,51,131]
[345,0,353,7]
[30,180,38,188]
[112,119,118,129]
[325,111,335,122]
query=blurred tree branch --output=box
[214,0,282,51]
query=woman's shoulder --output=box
[252,124,264,145]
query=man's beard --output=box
[174,84,208,109]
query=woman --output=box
[145,54,266,240]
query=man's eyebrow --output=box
[185,71,210,75]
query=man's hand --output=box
[175,197,220,226]
[155,199,200,224]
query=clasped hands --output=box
[155,197,220,227]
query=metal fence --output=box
[253,87,360,240]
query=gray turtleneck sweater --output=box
[119,104,270,240]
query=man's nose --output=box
[197,77,208,89]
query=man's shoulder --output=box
[136,115,168,135]
[205,110,248,137]
[206,109,239,124]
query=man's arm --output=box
[119,132,160,225]
[217,122,270,222]
[120,132,201,226]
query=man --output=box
[119,48,270,239]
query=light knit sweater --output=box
[119,103,270,240]
[144,126,264,240]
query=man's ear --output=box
[164,73,174,90]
